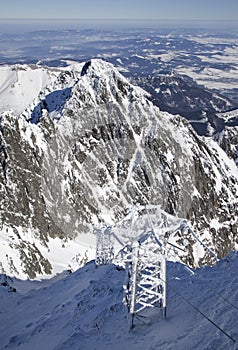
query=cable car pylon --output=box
[94,205,217,328]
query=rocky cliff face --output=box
[216,127,238,164]
[214,111,238,167]
[0,59,238,278]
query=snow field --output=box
[0,253,238,349]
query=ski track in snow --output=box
[0,253,238,350]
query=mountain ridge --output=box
[0,59,238,279]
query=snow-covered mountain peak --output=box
[80,58,129,81]
[81,59,115,76]
[66,59,135,110]
[0,59,238,279]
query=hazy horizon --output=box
[0,0,237,21]
[0,18,237,35]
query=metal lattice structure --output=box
[94,205,216,327]
[124,232,167,326]
[95,225,114,265]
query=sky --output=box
[0,0,237,21]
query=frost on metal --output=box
[123,232,167,326]
[94,206,171,321]
[94,205,216,325]
[95,225,114,266]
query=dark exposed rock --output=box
[214,125,238,166]
[0,59,238,278]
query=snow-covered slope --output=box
[0,59,238,279]
[213,108,238,168]
[0,64,60,115]
[215,126,238,166]
[0,253,238,350]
